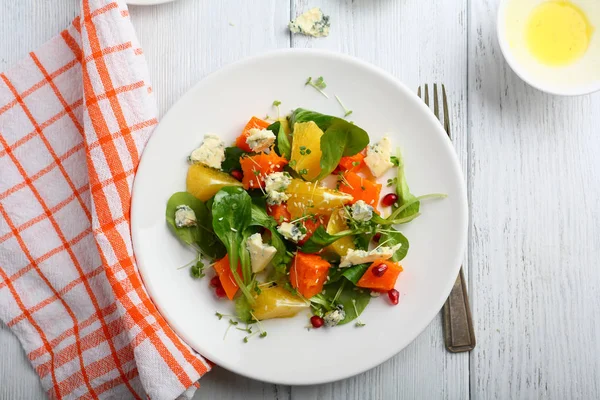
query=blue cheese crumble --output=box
[246,128,275,152]
[289,8,331,38]
[264,172,292,205]
[364,136,394,178]
[323,305,345,327]
[339,244,402,268]
[188,134,226,169]
[277,222,306,243]
[174,205,197,228]
[351,200,374,222]
[246,233,277,273]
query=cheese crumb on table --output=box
[289,8,331,38]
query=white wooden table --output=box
[2,0,600,399]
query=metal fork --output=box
[417,84,476,353]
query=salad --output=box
[166,101,444,339]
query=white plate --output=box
[131,49,468,385]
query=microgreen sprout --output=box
[330,280,346,306]
[190,260,205,278]
[223,319,239,340]
[178,251,205,278]
[337,172,354,190]
[352,299,366,327]
[250,312,267,338]
[305,76,329,98]
[335,94,353,117]
[273,100,281,119]
[236,325,253,333]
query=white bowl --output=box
[497,0,600,96]
[131,49,468,385]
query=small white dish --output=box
[131,49,468,385]
[497,0,600,96]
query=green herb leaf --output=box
[341,263,370,284]
[235,295,254,323]
[300,225,355,253]
[290,109,369,180]
[382,193,447,224]
[166,192,226,259]
[268,121,292,160]
[221,146,247,173]
[393,149,420,218]
[379,228,409,262]
[353,232,374,251]
[322,281,370,325]
[212,187,254,302]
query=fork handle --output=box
[442,267,476,352]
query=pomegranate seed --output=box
[215,286,227,298]
[381,193,399,207]
[231,169,243,181]
[310,315,324,328]
[372,263,388,277]
[209,276,221,288]
[388,289,399,305]
[373,233,381,243]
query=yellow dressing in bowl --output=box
[526,1,594,66]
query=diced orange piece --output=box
[289,252,331,298]
[338,153,365,173]
[267,203,291,224]
[213,255,243,300]
[240,152,288,190]
[338,171,382,207]
[236,116,271,152]
[356,259,403,291]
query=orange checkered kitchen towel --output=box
[0,1,211,399]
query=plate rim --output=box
[131,48,469,385]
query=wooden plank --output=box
[130,0,291,116]
[0,322,46,399]
[468,1,600,399]
[0,0,79,70]
[290,0,469,398]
